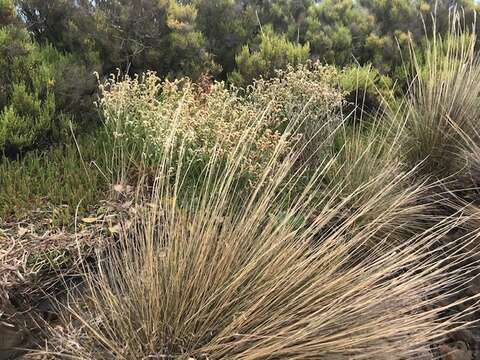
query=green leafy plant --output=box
[99,62,345,185]
[229,25,310,87]
[0,8,93,156]
[339,64,394,115]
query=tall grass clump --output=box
[41,91,480,359]
[459,138,480,197]
[320,117,432,250]
[402,17,480,178]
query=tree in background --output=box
[0,0,17,25]
[252,0,313,43]
[0,0,66,156]
[229,25,310,87]
[422,0,478,39]
[17,0,218,80]
[359,0,431,75]
[16,0,101,117]
[194,0,257,77]
[305,0,374,66]
[16,0,99,65]
[163,1,220,79]
[84,0,218,79]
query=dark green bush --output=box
[0,2,94,156]
[339,64,394,116]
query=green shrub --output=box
[247,61,344,164]
[338,64,394,116]
[0,0,16,25]
[194,0,257,77]
[99,64,343,182]
[0,25,62,155]
[0,4,95,156]
[38,43,98,120]
[229,25,310,87]
[99,72,296,182]
[305,0,374,66]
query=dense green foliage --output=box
[305,0,373,66]
[0,0,95,156]
[16,0,218,78]
[229,26,310,86]
[0,0,475,134]
[11,0,480,85]
[1,0,480,215]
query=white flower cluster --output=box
[98,64,343,180]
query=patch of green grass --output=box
[26,248,72,274]
[0,130,110,224]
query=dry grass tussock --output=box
[402,14,480,177]
[37,114,480,359]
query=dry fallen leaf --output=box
[108,224,122,234]
[113,184,125,193]
[121,200,133,209]
[81,217,98,224]
[17,227,29,237]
